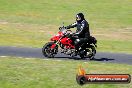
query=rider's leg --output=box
[74,38,88,51]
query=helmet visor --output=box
[76,15,81,21]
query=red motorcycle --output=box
[42,26,97,60]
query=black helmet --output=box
[76,13,85,22]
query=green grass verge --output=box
[0,56,132,88]
[98,40,132,54]
[0,0,131,27]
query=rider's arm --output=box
[75,21,89,35]
[76,24,84,35]
[66,22,77,29]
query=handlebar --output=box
[59,26,66,30]
[59,26,77,37]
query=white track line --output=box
[0,56,8,58]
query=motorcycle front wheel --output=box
[42,42,58,58]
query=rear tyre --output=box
[42,42,58,58]
[80,55,84,59]
[88,46,96,60]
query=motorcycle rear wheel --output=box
[87,46,96,60]
[80,45,96,60]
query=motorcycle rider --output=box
[65,13,90,54]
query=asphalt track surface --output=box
[0,46,132,65]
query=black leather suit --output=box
[66,19,90,51]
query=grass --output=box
[0,0,131,26]
[0,56,132,88]
[0,0,132,53]
[98,40,132,53]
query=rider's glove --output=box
[59,27,62,30]
[64,26,69,29]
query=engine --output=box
[60,46,75,55]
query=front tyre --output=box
[42,42,58,58]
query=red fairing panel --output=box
[50,44,56,49]
[50,32,63,41]
[60,37,75,49]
